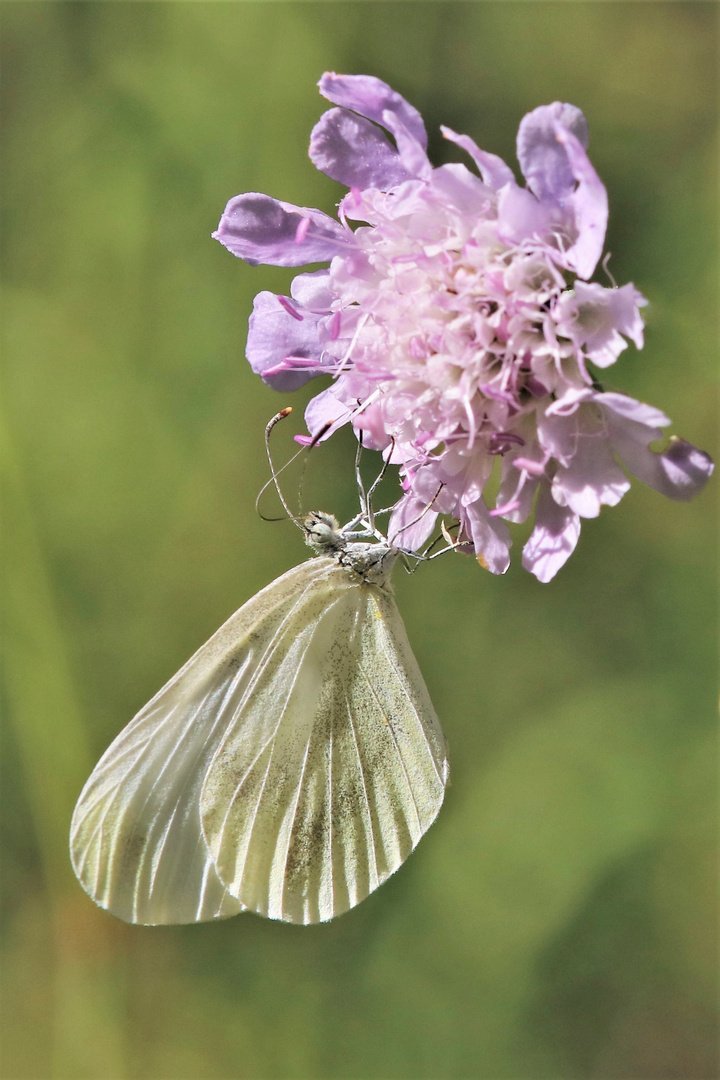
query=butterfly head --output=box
[302,512,345,553]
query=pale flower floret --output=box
[553,282,646,368]
[214,72,713,580]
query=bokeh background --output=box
[2,3,717,1078]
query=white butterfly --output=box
[70,510,449,925]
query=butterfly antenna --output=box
[256,408,304,527]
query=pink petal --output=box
[463,499,512,575]
[303,386,354,441]
[388,496,438,551]
[246,292,327,390]
[318,72,427,149]
[441,126,515,190]
[517,102,589,201]
[611,431,714,502]
[213,193,352,267]
[551,438,631,518]
[554,125,608,280]
[309,108,413,189]
[522,485,581,582]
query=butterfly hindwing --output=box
[199,564,449,924]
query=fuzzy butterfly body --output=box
[70,514,449,925]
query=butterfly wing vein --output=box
[70,558,448,926]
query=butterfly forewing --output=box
[199,563,449,924]
[69,558,337,924]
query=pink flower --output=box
[215,73,713,580]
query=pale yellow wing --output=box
[69,558,337,924]
[200,566,449,924]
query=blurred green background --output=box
[2,3,717,1078]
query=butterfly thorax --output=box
[303,511,397,587]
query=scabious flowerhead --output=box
[215,73,713,580]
